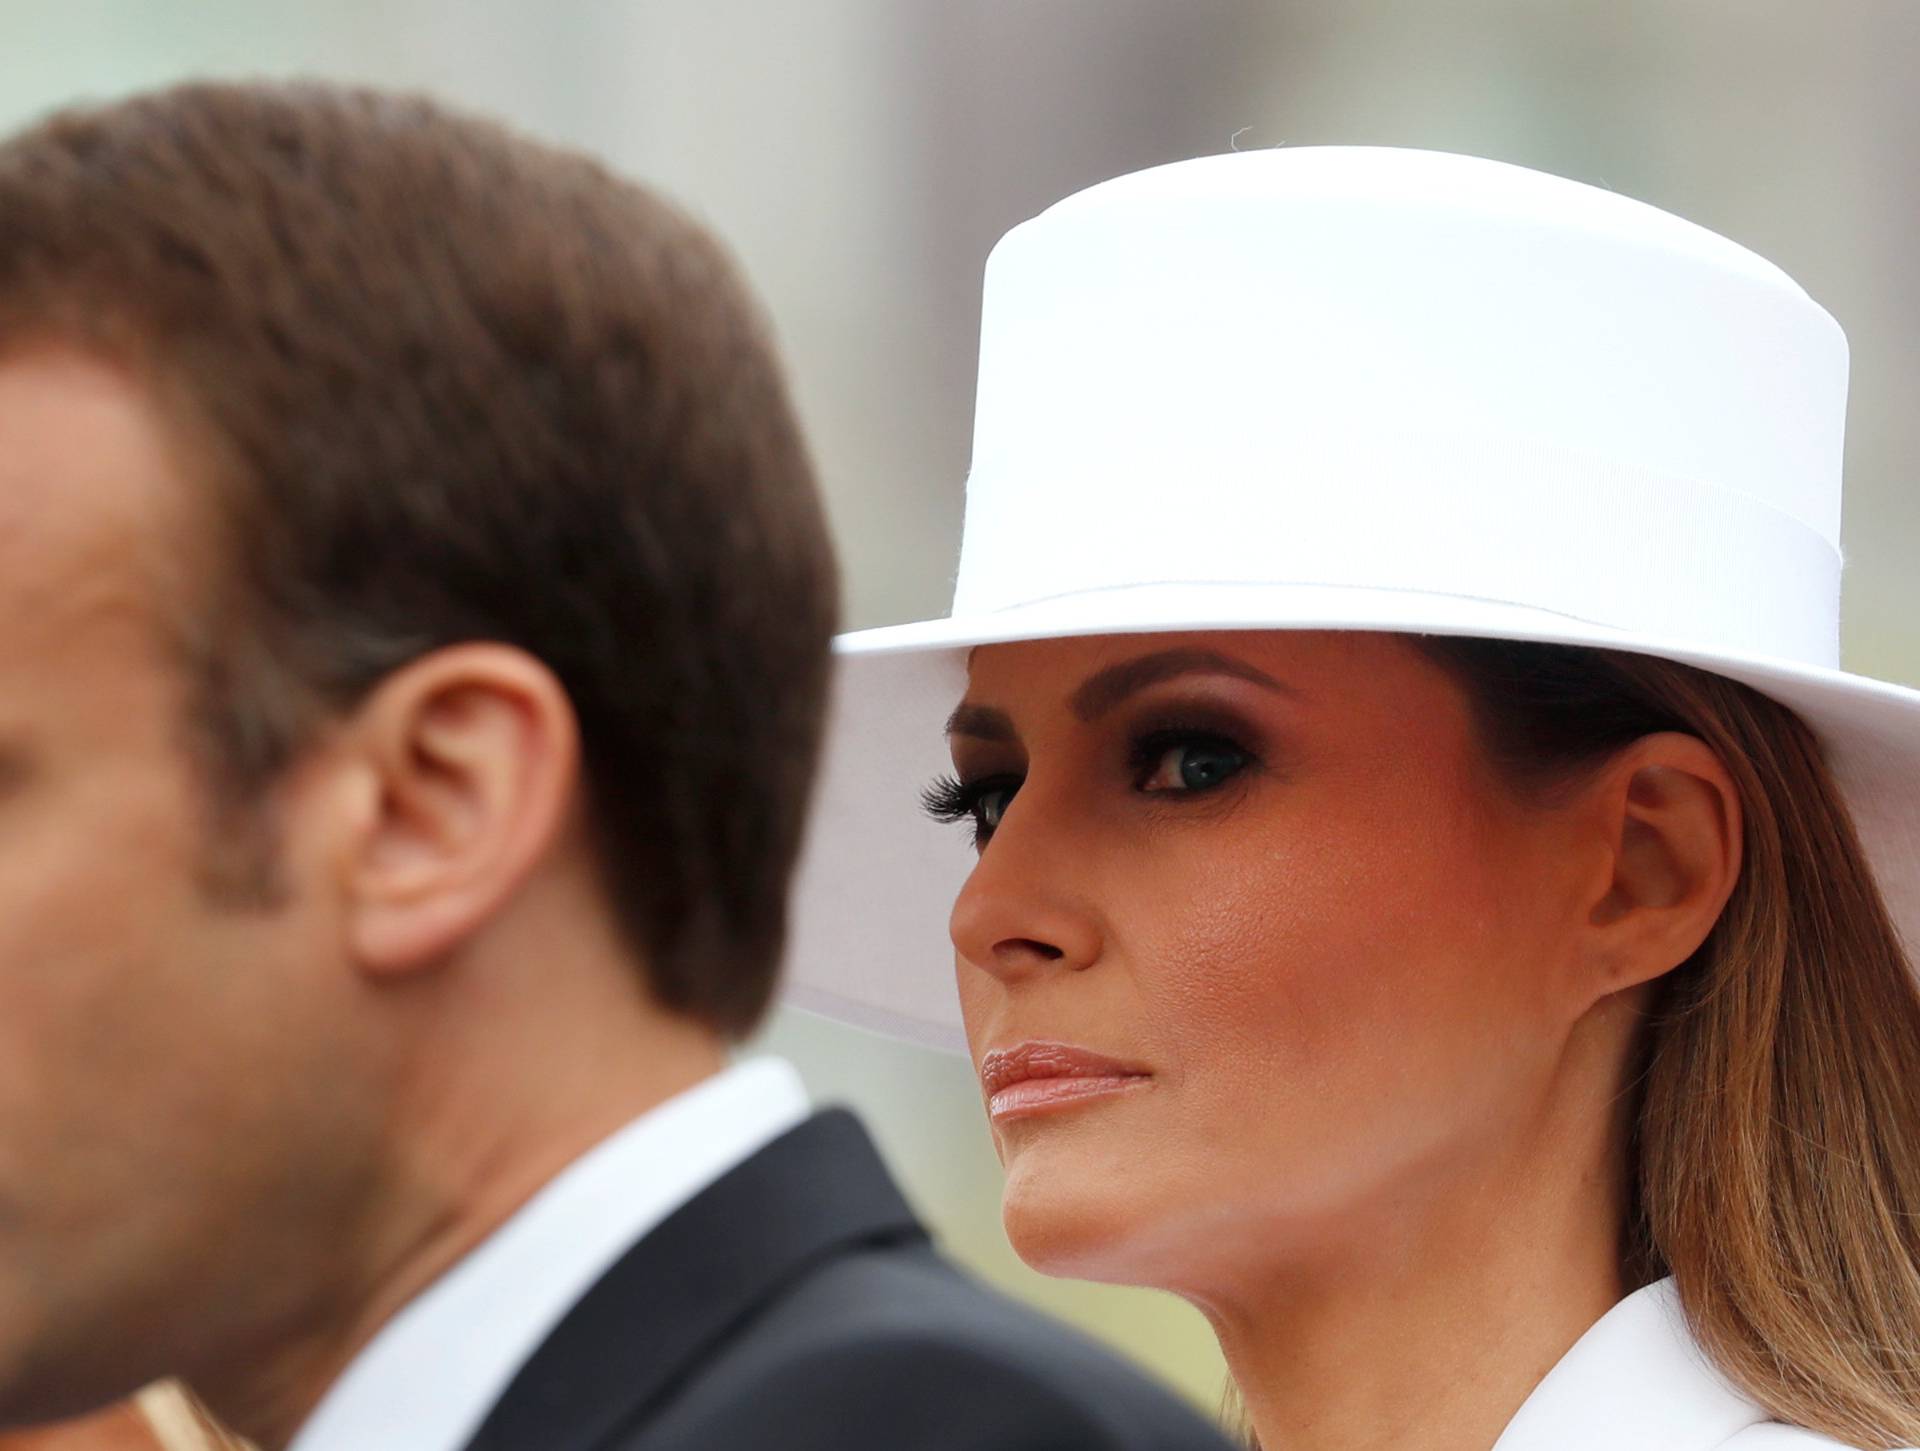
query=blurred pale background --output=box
[3,0,1916,1416]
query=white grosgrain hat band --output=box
[953,432,1843,667]
[779,147,1916,1052]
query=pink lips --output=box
[978,1041,1153,1122]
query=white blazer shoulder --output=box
[1493,1279,1912,1451]
[1726,1426,1917,1449]
[1724,1427,1874,1448]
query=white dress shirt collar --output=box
[1493,1277,1767,1450]
[288,1056,809,1451]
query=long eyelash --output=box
[920,773,976,824]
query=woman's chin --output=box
[998,1149,1161,1285]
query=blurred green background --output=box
[6,0,1916,1412]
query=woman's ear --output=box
[329,643,581,977]
[1575,731,1743,1005]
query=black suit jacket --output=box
[463,1109,1233,1451]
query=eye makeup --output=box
[923,691,1277,851]
[922,770,1020,850]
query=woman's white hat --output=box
[780,146,1920,1052]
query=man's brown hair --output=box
[0,81,839,1037]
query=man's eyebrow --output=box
[1068,648,1295,721]
[944,703,1018,741]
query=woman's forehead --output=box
[950,633,1480,756]
[962,630,1419,695]
[947,630,1501,816]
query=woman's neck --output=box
[1197,1029,1639,1451]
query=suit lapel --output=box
[462,1108,927,1451]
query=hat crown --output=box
[954,147,1849,667]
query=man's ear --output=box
[1574,731,1743,1006]
[332,643,580,976]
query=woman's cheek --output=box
[1138,810,1495,1137]
[1133,818,1397,1047]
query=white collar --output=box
[1493,1278,1767,1450]
[288,1057,810,1451]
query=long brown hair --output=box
[1416,636,1920,1448]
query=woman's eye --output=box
[921,773,1022,849]
[972,784,1016,839]
[1138,737,1249,793]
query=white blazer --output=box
[1493,1279,1909,1449]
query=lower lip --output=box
[988,1074,1151,1121]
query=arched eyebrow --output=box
[944,703,1016,741]
[1068,648,1293,720]
[945,647,1293,739]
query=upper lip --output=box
[978,1041,1151,1097]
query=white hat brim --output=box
[782,582,1920,1052]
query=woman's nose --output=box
[947,797,1103,984]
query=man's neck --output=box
[207,990,727,1449]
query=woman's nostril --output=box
[997,938,1064,963]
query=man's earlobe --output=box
[1582,733,1743,1000]
[340,644,580,976]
